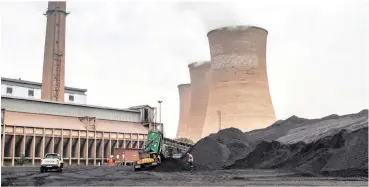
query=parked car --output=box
[40,153,64,172]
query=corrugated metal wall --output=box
[1,97,141,122]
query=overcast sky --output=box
[1,0,368,138]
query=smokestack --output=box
[41,1,69,102]
[187,62,211,142]
[202,26,276,138]
[176,84,192,139]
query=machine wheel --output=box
[40,167,45,173]
[133,164,141,172]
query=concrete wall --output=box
[187,62,211,142]
[64,92,87,104]
[202,26,276,138]
[176,84,192,139]
[2,84,41,99]
[1,96,141,123]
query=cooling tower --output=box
[187,62,211,142]
[176,84,192,139]
[202,26,276,138]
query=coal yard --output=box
[1,166,368,186]
[2,109,368,186]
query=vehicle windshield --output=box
[45,154,59,159]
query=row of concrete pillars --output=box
[1,134,144,166]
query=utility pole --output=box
[158,100,163,135]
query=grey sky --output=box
[1,0,368,138]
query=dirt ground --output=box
[1,166,368,186]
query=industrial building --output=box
[202,26,276,137]
[1,96,155,166]
[176,84,192,139]
[1,1,192,166]
[186,62,211,142]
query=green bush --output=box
[15,154,28,166]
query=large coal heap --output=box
[155,128,254,171]
[232,127,368,177]
[156,110,368,176]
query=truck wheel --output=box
[133,165,140,172]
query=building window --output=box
[28,90,34,97]
[69,95,74,101]
[6,87,12,94]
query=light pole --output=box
[158,100,162,134]
[158,100,162,124]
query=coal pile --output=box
[232,127,368,177]
[152,158,185,172]
[155,109,367,176]
[245,109,368,145]
[156,128,253,171]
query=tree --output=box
[175,137,194,144]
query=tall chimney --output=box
[176,84,192,140]
[41,1,69,102]
[187,62,211,142]
[202,26,276,138]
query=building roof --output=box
[1,77,87,93]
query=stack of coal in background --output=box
[154,109,368,177]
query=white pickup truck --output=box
[40,153,64,172]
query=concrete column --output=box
[60,129,64,157]
[115,133,119,148]
[69,130,72,166]
[123,136,126,149]
[108,132,111,157]
[85,130,89,166]
[51,129,55,153]
[77,130,80,166]
[41,128,45,159]
[11,133,15,166]
[22,127,26,156]
[32,128,35,165]
[1,124,5,166]
[130,133,133,149]
[93,131,96,166]
[136,134,139,149]
[101,135,104,160]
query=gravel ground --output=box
[1,166,368,186]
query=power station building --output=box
[1,1,192,166]
[202,26,276,137]
[1,96,154,166]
